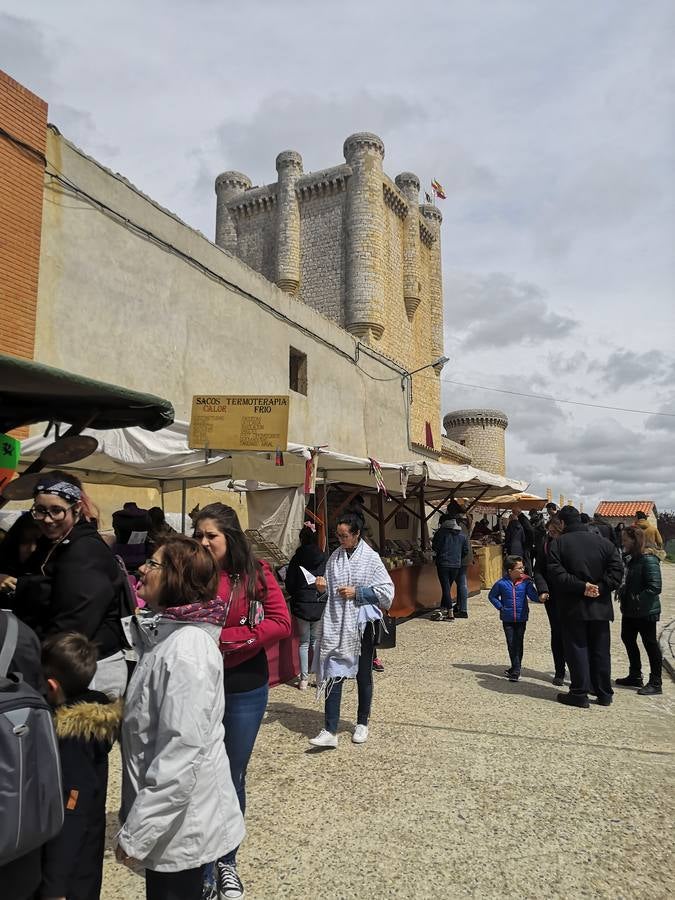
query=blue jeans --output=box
[221,682,268,865]
[324,624,374,733]
[296,617,320,678]
[436,565,468,612]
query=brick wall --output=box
[0,69,47,362]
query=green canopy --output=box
[0,353,174,433]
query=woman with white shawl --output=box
[309,511,394,749]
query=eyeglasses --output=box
[143,558,164,570]
[31,504,75,521]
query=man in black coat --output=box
[547,506,624,708]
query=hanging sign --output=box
[188,395,289,452]
[0,432,21,494]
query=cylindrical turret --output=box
[343,132,386,341]
[215,171,252,252]
[274,150,303,294]
[443,408,509,475]
[420,203,444,362]
[395,172,421,320]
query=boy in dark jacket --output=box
[39,632,122,900]
[488,555,544,682]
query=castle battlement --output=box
[214,131,446,449]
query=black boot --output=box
[637,682,662,695]
[615,674,643,688]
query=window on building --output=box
[289,347,307,395]
[459,439,466,446]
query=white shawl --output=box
[312,540,394,692]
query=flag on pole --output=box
[431,179,446,200]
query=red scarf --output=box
[162,596,231,625]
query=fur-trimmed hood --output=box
[54,692,123,744]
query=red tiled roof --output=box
[594,501,655,518]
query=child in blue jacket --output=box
[488,555,544,681]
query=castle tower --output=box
[443,408,508,475]
[215,171,252,253]
[395,172,422,321]
[342,132,386,341]
[419,203,444,362]
[274,150,303,293]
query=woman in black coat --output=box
[13,471,128,698]
[534,516,567,685]
[284,523,327,690]
[616,526,663,695]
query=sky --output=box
[1,0,674,510]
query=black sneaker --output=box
[637,683,662,695]
[615,675,643,688]
[217,862,244,899]
[552,675,565,686]
[454,610,468,618]
[596,695,613,706]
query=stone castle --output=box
[215,132,507,472]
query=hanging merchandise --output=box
[368,457,388,497]
[399,466,410,500]
[304,448,319,496]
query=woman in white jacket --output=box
[116,536,245,900]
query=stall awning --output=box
[475,492,547,511]
[0,353,174,433]
[18,424,527,500]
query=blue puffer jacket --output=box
[488,575,542,623]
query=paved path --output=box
[103,564,675,899]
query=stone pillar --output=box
[343,132,386,341]
[395,172,421,320]
[420,203,444,361]
[274,150,303,294]
[215,171,252,252]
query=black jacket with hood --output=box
[14,519,127,658]
[40,689,123,899]
[285,543,328,621]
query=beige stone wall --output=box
[234,208,276,283]
[298,190,346,324]
[444,422,506,476]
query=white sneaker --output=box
[309,729,338,748]
[352,724,369,744]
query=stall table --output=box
[389,560,481,619]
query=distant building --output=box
[594,500,657,526]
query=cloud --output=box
[593,349,675,391]
[0,13,55,96]
[444,271,577,349]
[211,91,426,186]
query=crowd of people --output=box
[0,473,667,900]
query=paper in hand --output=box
[300,566,317,585]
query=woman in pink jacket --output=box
[193,503,291,900]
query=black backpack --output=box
[0,612,64,864]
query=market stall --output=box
[472,493,547,587]
[283,449,528,623]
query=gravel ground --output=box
[102,564,675,899]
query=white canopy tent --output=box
[16,422,527,545]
